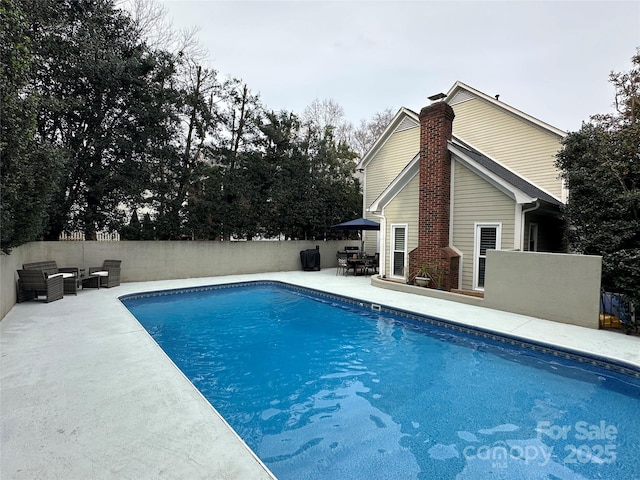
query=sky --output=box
[157,0,640,133]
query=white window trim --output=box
[514,203,522,251]
[390,224,408,280]
[473,222,502,291]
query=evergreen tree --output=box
[261,112,361,241]
[22,0,175,240]
[120,210,142,240]
[1,0,363,249]
[556,50,640,319]
[0,0,64,252]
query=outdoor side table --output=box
[82,273,101,289]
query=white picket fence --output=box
[58,231,120,241]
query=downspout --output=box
[358,165,369,254]
[521,201,540,250]
[449,158,461,289]
[368,211,385,277]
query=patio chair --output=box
[89,259,121,288]
[336,251,348,276]
[364,253,379,275]
[17,269,64,303]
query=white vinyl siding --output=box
[451,96,564,200]
[365,126,419,213]
[383,175,419,277]
[362,230,380,256]
[452,161,516,290]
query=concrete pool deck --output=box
[2,269,639,479]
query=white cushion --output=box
[92,271,109,277]
[61,273,75,278]
[48,273,63,278]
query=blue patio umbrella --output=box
[331,217,380,251]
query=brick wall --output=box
[409,101,456,289]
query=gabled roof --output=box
[358,81,566,173]
[444,81,567,138]
[367,140,562,214]
[356,107,418,170]
[362,81,566,211]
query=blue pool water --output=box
[122,283,640,480]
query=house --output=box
[357,81,567,292]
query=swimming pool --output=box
[122,282,640,480]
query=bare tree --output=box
[352,108,395,158]
[302,100,396,159]
[303,98,344,130]
[302,98,352,144]
[118,0,207,63]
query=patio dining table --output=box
[346,256,366,276]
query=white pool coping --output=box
[2,270,639,479]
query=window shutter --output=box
[394,228,405,250]
[479,228,497,255]
[475,224,500,290]
[392,226,406,277]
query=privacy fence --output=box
[3,242,604,330]
[1,240,353,320]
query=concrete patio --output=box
[2,269,639,479]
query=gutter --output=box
[521,201,541,250]
[367,211,386,277]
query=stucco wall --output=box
[374,250,602,329]
[483,250,602,328]
[1,240,355,320]
[1,245,31,320]
[1,243,604,328]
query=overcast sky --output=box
[158,1,639,133]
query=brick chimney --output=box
[408,101,456,289]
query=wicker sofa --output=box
[22,261,81,296]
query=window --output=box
[474,223,501,290]
[390,225,407,278]
[528,223,538,252]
